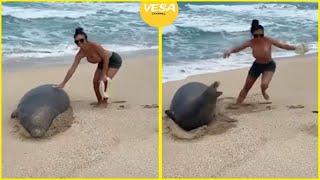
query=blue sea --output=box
[163,3,318,82]
[3,3,157,64]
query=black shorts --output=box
[98,52,122,69]
[248,60,276,78]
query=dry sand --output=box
[3,56,158,177]
[163,54,317,178]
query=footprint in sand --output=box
[117,104,130,110]
[287,105,305,109]
[90,100,126,106]
[225,103,253,110]
[112,136,121,145]
[259,101,272,105]
[266,105,272,110]
[111,100,127,104]
[141,104,159,109]
[217,96,274,116]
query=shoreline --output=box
[163,52,318,83]
[3,49,157,71]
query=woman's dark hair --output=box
[74,27,87,39]
[250,19,264,34]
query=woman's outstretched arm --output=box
[268,37,296,50]
[54,51,83,88]
[223,40,251,58]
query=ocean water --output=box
[3,3,157,62]
[163,3,318,82]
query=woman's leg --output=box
[236,75,257,104]
[107,68,120,79]
[92,68,104,104]
[261,71,274,100]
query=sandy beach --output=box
[3,55,158,177]
[163,54,317,177]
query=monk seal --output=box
[165,81,222,131]
[11,84,70,138]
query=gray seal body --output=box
[165,81,222,131]
[11,84,70,138]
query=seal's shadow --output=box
[11,107,75,140]
[164,96,275,140]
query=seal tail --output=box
[165,110,176,121]
[11,109,18,119]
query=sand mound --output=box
[11,107,75,139]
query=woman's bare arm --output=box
[95,44,112,81]
[268,37,296,50]
[55,51,83,88]
[223,40,251,58]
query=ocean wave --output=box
[174,13,253,34]
[163,42,318,82]
[3,43,158,59]
[3,3,139,19]
[166,3,317,35]
[185,3,317,21]
[163,25,178,35]
[186,3,299,12]
[181,23,249,33]
[3,6,97,19]
[55,3,140,13]
[163,54,252,82]
[163,24,249,37]
[94,3,139,13]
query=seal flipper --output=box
[11,109,18,119]
[165,110,176,121]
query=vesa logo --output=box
[140,2,178,27]
[143,3,176,15]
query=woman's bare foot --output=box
[91,98,108,108]
[93,102,108,108]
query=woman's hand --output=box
[223,50,231,58]
[295,44,308,55]
[53,83,65,89]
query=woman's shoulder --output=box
[264,36,278,44]
[264,36,274,41]
[76,49,85,58]
[89,41,103,49]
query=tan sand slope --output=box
[163,54,317,177]
[3,56,158,177]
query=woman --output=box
[223,20,296,104]
[54,27,122,106]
